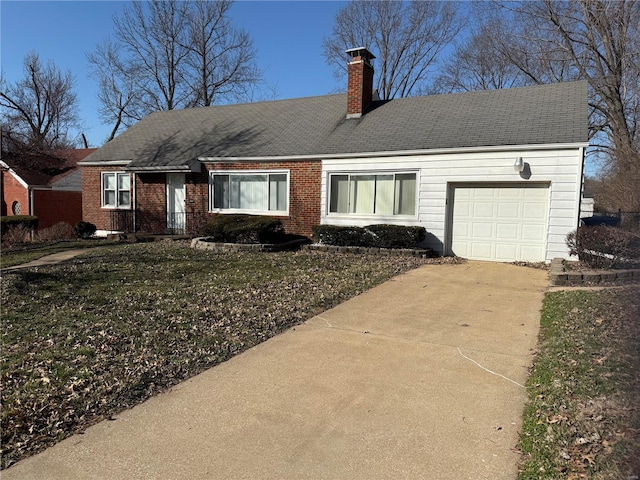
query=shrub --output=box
[0,223,31,248]
[312,225,367,246]
[200,215,285,244]
[74,221,97,239]
[1,215,38,236]
[312,224,427,249]
[36,222,76,242]
[366,224,427,248]
[566,226,640,269]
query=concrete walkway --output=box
[1,249,89,271]
[3,261,548,480]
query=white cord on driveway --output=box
[457,347,526,389]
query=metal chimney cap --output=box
[345,47,376,61]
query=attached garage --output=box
[448,183,550,262]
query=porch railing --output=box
[109,210,205,236]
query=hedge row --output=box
[567,226,640,269]
[312,224,426,249]
[199,215,428,250]
[1,216,39,236]
[200,215,285,244]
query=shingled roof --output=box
[3,149,97,188]
[79,81,588,171]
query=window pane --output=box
[119,191,130,207]
[213,175,229,209]
[350,175,375,214]
[329,175,349,213]
[269,174,287,211]
[375,175,394,215]
[394,173,416,215]
[118,174,130,190]
[104,190,116,207]
[231,175,268,210]
[103,173,115,190]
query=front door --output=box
[166,173,186,233]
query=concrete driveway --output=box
[3,261,548,480]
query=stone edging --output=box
[190,238,436,257]
[549,258,640,286]
[190,237,308,252]
[302,244,436,258]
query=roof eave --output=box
[123,162,202,174]
[198,142,589,163]
[0,160,30,189]
[79,160,131,167]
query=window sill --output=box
[209,209,289,216]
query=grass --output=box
[518,286,640,479]
[0,241,437,469]
[1,239,112,268]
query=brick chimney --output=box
[346,47,375,119]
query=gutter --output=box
[198,142,590,163]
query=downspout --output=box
[29,186,35,240]
[577,146,586,230]
[133,172,137,233]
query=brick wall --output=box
[204,161,321,237]
[136,173,166,232]
[347,58,374,117]
[81,161,322,237]
[2,171,29,216]
[32,190,82,230]
[82,166,124,231]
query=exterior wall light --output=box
[514,157,525,172]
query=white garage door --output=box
[449,183,549,262]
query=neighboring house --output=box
[580,196,595,219]
[1,149,97,230]
[79,48,588,262]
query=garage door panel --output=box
[496,223,518,240]
[523,203,547,219]
[470,243,492,259]
[521,225,546,242]
[452,223,469,238]
[472,222,494,238]
[523,187,549,199]
[473,202,495,217]
[450,184,549,262]
[497,202,521,218]
[495,244,517,261]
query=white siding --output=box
[320,146,584,262]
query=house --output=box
[1,149,97,230]
[79,48,588,262]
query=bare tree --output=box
[434,19,530,93]
[87,41,142,142]
[112,1,192,114]
[323,0,463,99]
[1,53,80,152]
[88,0,260,140]
[503,0,640,208]
[434,1,639,208]
[183,0,260,107]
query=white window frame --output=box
[209,169,290,215]
[101,172,131,209]
[327,171,418,218]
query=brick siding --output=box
[347,59,374,117]
[81,160,322,237]
[82,166,123,231]
[204,161,321,237]
[2,171,29,216]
